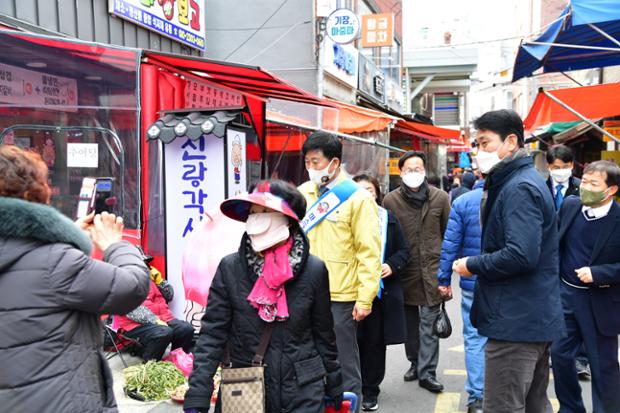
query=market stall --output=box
[0,29,333,316]
[264,98,400,192]
[390,120,462,189]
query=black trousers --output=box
[357,298,386,398]
[551,284,620,413]
[124,319,195,361]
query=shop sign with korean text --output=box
[603,120,620,143]
[163,134,225,315]
[386,76,404,113]
[185,79,244,109]
[323,37,359,88]
[326,8,360,44]
[0,63,78,111]
[361,13,394,48]
[358,53,385,105]
[109,0,205,50]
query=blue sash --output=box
[377,206,388,298]
[300,179,359,234]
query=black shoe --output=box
[467,398,483,413]
[403,365,418,381]
[576,359,591,381]
[362,396,378,411]
[419,377,444,393]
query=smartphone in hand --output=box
[76,177,116,219]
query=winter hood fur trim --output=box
[0,197,92,255]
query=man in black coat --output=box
[546,143,590,380]
[551,160,620,413]
[353,174,409,411]
[453,109,565,413]
[546,144,581,210]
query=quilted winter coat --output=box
[437,180,485,292]
[0,197,150,413]
[184,231,343,413]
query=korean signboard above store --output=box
[358,54,385,105]
[323,37,359,88]
[109,0,205,50]
[0,63,78,112]
[185,79,244,109]
[386,76,405,113]
[326,8,360,44]
[361,13,394,48]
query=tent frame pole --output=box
[587,23,620,48]
[524,41,620,52]
[542,90,620,145]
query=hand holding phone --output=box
[88,211,124,252]
[75,211,95,233]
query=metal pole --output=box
[587,23,620,48]
[542,89,620,145]
[524,41,620,52]
[409,74,435,101]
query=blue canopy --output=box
[512,0,620,82]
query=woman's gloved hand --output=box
[150,267,164,285]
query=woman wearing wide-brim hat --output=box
[184,180,343,413]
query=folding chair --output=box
[102,315,142,368]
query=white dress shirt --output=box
[582,200,613,220]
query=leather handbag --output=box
[220,323,274,413]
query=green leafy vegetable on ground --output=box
[123,361,187,401]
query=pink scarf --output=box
[247,237,294,322]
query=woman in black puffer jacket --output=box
[0,144,150,412]
[184,180,343,413]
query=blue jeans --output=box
[461,288,487,404]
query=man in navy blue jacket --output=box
[453,109,565,413]
[438,177,486,413]
[551,160,620,413]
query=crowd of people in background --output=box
[1,108,619,413]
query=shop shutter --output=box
[434,93,459,126]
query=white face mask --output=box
[402,171,426,189]
[549,168,572,183]
[246,212,290,252]
[474,150,501,174]
[308,159,336,186]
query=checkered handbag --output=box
[220,323,274,413]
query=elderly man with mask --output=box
[383,151,451,394]
[453,109,565,412]
[551,160,620,413]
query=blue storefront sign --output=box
[109,0,205,50]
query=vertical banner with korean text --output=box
[164,134,225,316]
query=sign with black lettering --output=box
[0,63,78,111]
